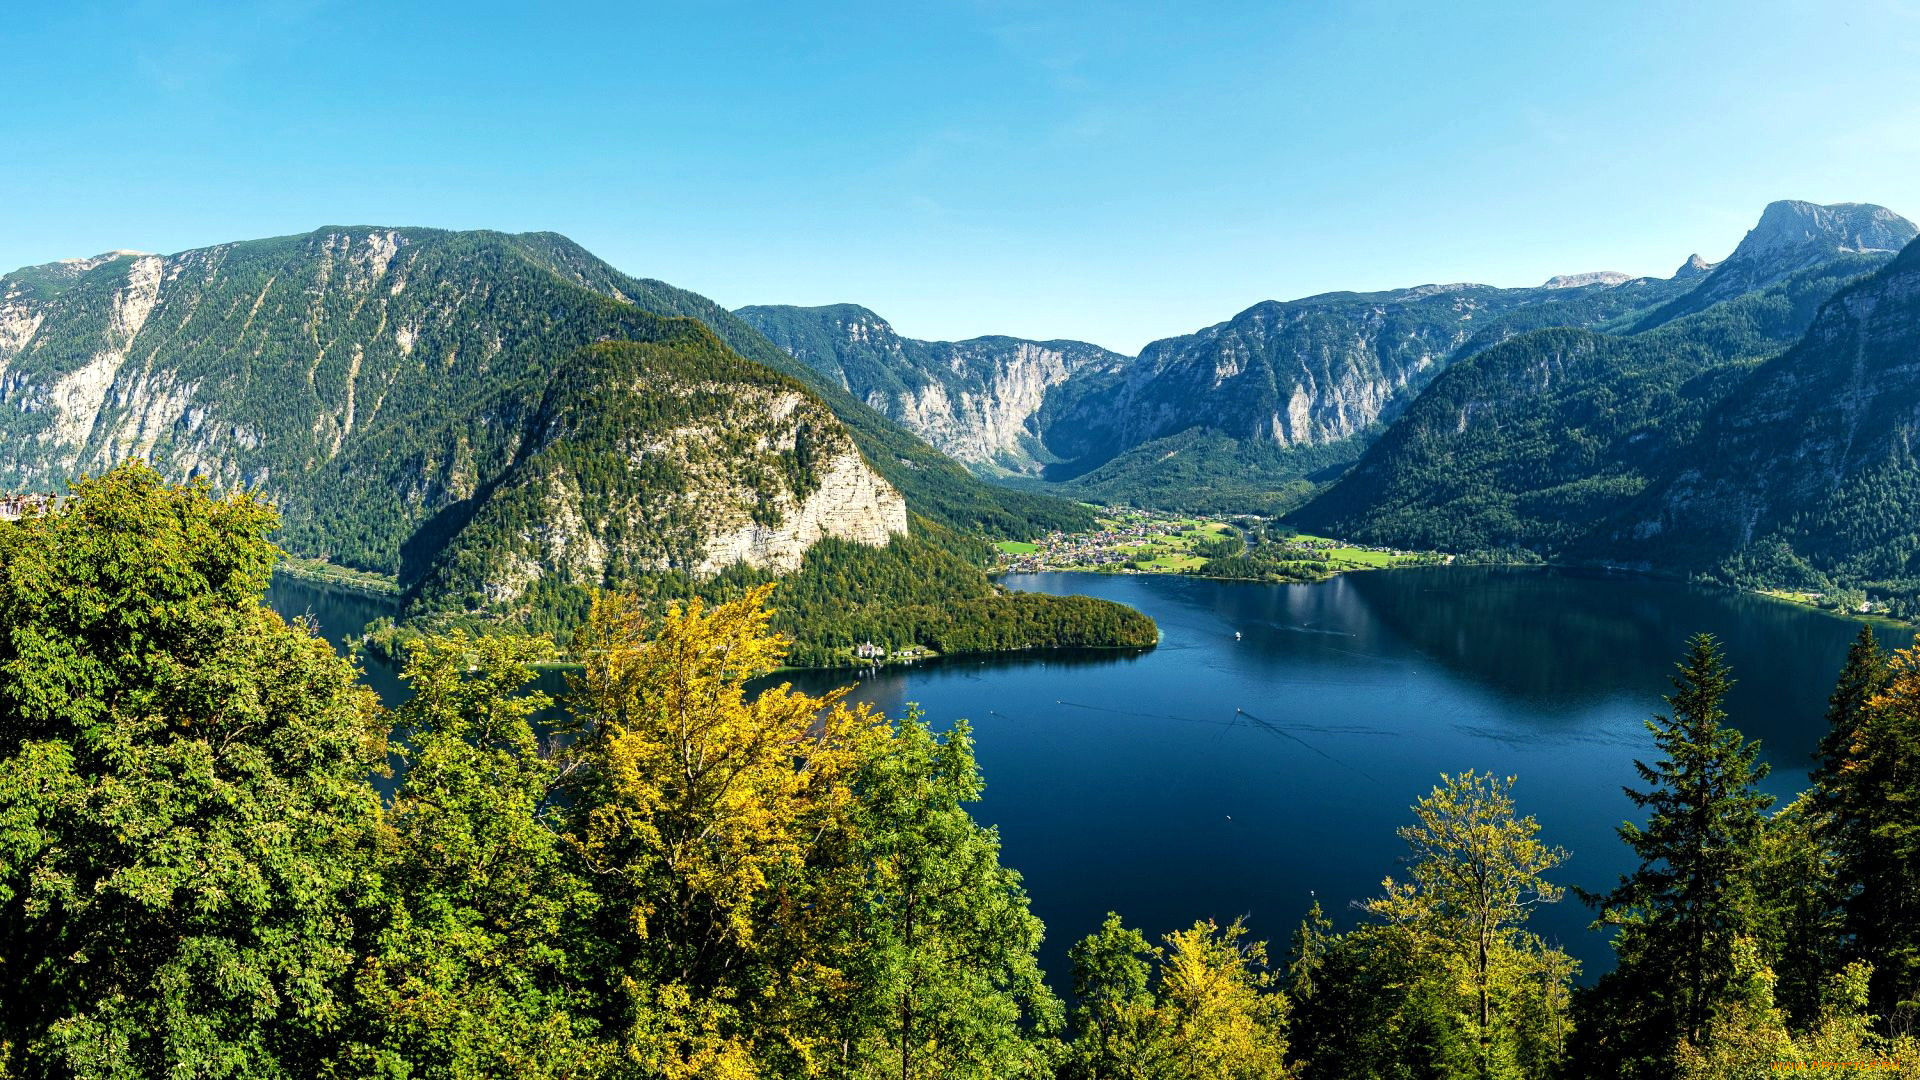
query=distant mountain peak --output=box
[1542,271,1632,289]
[1727,200,1916,265]
[1673,254,1717,280]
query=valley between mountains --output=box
[6,198,1920,661]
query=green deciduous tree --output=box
[0,463,388,1078]
[1367,771,1574,1078]
[844,713,1059,1079]
[333,631,610,1077]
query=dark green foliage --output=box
[1046,427,1355,517]
[1578,634,1774,1074]
[1616,241,1920,615]
[1812,632,1920,1026]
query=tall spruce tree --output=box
[1815,641,1920,1029]
[1815,626,1889,788]
[1584,633,1774,1074]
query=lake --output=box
[266,566,1907,987]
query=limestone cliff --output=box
[0,229,906,619]
[735,303,1129,473]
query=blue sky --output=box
[5,1,1919,353]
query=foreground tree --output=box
[844,713,1060,1078]
[333,632,611,1076]
[1575,633,1774,1078]
[1366,771,1574,1078]
[0,464,387,1077]
[1063,913,1168,1080]
[1816,641,1920,1029]
[1062,915,1290,1080]
[563,586,883,1075]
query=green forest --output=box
[5,458,1919,1080]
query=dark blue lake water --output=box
[267,566,1906,988]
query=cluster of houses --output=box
[996,514,1191,573]
[851,641,931,663]
[0,494,66,521]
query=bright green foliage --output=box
[1367,771,1575,1077]
[1061,915,1291,1080]
[1063,913,1168,1079]
[843,713,1060,1079]
[1749,793,1844,1028]
[332,631,609,1077]
[1580,633,1775,1074]
[1675,942,1920,1079]
[0,463,387,1078]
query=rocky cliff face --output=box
[0,229,906,616]
[698,447,907,573]
[1633,201,1919,328]
[735,303,1129,473]
[1031,274,1690,478]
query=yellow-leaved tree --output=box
[563,584,884,1077]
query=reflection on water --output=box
[269,566,1907,989]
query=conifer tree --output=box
[1587,633,1774,1069]
[1816,643,1920,1028]
[1814,625,1889,788]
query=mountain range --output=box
[11,196,1920,645]
[0,228,1150,661]
[742,201,1916,517]
[742,199,1920,610]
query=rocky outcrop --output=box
[697,448,906,573]
[1637,201,1918,326]
[1543,271,1633,289]
[1673,254,1717,280]
[735,303,1129,472]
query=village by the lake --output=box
[992,506,1438,576]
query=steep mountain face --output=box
[1293,202,1916,557]
[734,303,1130,473]
[1630,200,1918,330]
[1024,274,1695,507]
[423,234,1097,538]
[0,229,910,616]
[1611,238,1920,593]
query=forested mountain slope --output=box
[0,229,898,603]
[1609,238,1920,608]
[735,303,1130,474]
[511,237,1097,536]
[1291,246,1900,551]
[0,228,1142,657]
